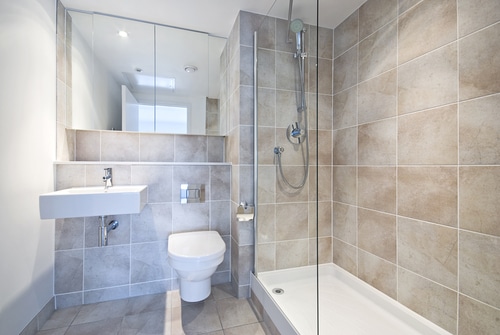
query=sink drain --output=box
[272,288,285,295]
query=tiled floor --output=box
[35,284,271,335]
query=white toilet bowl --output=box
[167,230,225,302]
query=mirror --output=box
[67,10,226,135]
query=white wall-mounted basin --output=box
[39,185,148,219]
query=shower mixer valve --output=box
[286,122,306,144]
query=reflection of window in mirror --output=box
[137,105,188,134]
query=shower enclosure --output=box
[253,0,323,333]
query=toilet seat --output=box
[168,231,225,262]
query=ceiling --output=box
[60,0,366,38]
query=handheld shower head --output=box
[290,18,304,33]
[290,19,305,55]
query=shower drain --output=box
[272,288,285,295]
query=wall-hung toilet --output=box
[167,230,226,302]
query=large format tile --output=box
[459,94,500,165]
[458,0,500,37]
[459,231,500,308]
[398,167,457,227]
[459,22,500,100]
[333,46,358,93]
[359,21,397,82]
[459,166,500,237]
[398,43,457,115]
[459,294,500,335]
[83,246,130,290]
[332,202,357,245]
[358,167,396,214]
[358,118,397,165]
[334,10,358,57]
[216,298,259,329]
[398,217,458,289]
[358,69,397,124]
[398,268,457,334]
[332,166,357,205]
[358,250,397,299]
[333,86,357,130]
[332,127,357,165]
[359,0,397,40]
[398,0,456,64]
[398,104,458,165]
[358,209,396,262]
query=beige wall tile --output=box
[332,238,357,276]
[358,209,396,262]
[459,294,500,335]
[311,58,332,95]
[275,203,308,241]
[76,130,100,161]
[358,69,397,124]
[276,240,309,269]
[358,118,397,165]
[317,130,333,166]
[101,131,140,161]
[174,135,207,162]
[309,26,333,59]
[459,23,500,100]
[257,88,276,127]
[398,0,457,64]
[308,166,332,202]
[359,21,397,82]
[358,167,396,214]
[359,0,397,40]
[358,250,397,299]
[398,0,422,15]
[276,91,299,128]
[333,86,357,130]
[398,167,457,227]
[398,105,458,165]
[139,133,174,162]
[309,237,333,265]
[398,217,458,289]
[398,268,457,334]
[334,10,358,57]
[332,166,357,205]
[276,51,297,92]
[256,49,276,89]
[333,127,357,165]
[311,94,333,131]
[398,43,457,115]
[309,201,332,238]
[458,0,500,37]
[332,202,357,245]
[460,94,500,165]
[256,243,275,272]
[257,165,275,204]
[460,166,500,237]
[460,231,500,308]
[334,46,358,93]
[257,204,275,243]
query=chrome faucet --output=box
[103,168,112,189]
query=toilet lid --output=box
[168,231,225,259]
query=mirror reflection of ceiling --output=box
[60,0,367,38]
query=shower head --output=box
[290,18,304,33]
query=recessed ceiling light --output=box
[118,30,128,38]
[184,65,198,73]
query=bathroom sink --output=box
[39,185,148,219]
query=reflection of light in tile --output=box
[165,290,185,335]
